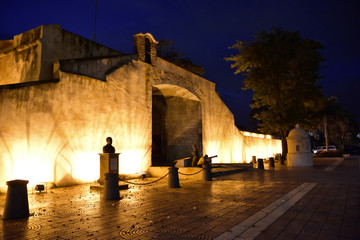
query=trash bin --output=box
[3,179,29,220]
[104,173,120,200]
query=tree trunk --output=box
[324,116,329,151]
[280,130,288,165]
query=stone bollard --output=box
[3,179,29,220]
[168,167,180,188]
[257,158,264,169]
[269,157,275,168]
[104,172,120,200]
[202,162,212,181]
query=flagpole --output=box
[94,0,97,42]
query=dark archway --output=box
[152,94,167,166]
[152,85,202,166]
[145,38,151,64]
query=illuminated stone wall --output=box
[241,132,282,161]
[0,25,120,85]
[0,25,281,191]
[0,62,157,191]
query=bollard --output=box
[203,162,212,181]
[257,158,264,169]
[168,167,180,188]
[3,179,29,220]
[104,172,120,200]
[269,157,275,168]
[252,156,257,168]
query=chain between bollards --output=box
[178,168,204,176]
[119,164,212,189]
[120,172,170,185]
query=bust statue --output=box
[102,137,115,153]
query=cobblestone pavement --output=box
[1,156,359,239]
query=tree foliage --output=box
[313,96,359,151]
[157,39,205,76]
[226,27,324,158]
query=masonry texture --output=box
[0,25,281,190]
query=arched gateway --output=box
[152,84,202,166]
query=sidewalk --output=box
[1,156,359,239]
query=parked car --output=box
[313,145,337,154]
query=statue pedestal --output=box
[98,153,120,185]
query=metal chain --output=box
[120,172,170,185]
[120,167,204,185]
[178,168,204,176]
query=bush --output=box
[314,151,343,158]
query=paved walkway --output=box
[1,156,359,239]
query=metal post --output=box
[104,172,120,200]
[203,162,212,181]
[168,167,180,188]
[3,179,29,220]
[257,158,264,169]
[252,156,257,168]
[269,157,275,168]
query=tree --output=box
[157,39,205,76]
[327,108,359,151]
[226,27,324,160]
[313,96,359,152]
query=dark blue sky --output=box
[1,0,359,128]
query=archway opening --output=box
[152,84,202,166]
[145,38,151,64]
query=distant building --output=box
[0,25,281,189]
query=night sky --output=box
[1,0,359,129]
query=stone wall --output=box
[242,133,282,161]
[0,25,121,85]
[0,26,281,191]
[0,60,153,190]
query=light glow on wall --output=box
[8,140,54,187]
[242,131,272,140]
[243,132,251,136]
[2,138,100,188]
[119,149,144,174]
[204,142,220,160]
[242,133,281,162]
[71,152,99,182]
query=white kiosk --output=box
[286,124,313,166]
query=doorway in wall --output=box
[152,85,202,166]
